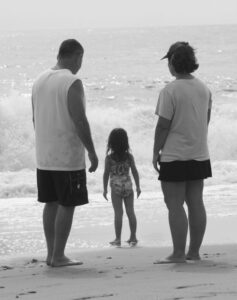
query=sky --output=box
[0,0,236,30]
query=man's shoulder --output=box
[34,69,51,82]
[32,69,52,92]
[53,70,82,92]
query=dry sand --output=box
[1,244,237,300]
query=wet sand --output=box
[1,244,237,300]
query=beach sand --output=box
[1,186,237,299]
[1,244,237,300]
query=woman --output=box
[153,42,212,263]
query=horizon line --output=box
[0,22,237,32]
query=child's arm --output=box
[103,156,110,201]
[130,154,141,198]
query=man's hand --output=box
[152,153,160,173]
[136,187,141,198]
[88,152,98,172]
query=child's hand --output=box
[103,191,108,201]
[136,188,141,198]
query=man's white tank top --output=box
[32,69,86,171]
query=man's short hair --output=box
[58,39,84,59]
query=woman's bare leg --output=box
[185,180,206,260]
[160,181,187,262]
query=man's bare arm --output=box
[207,108,211,125]
[31,96,35,128]
[67,79,98,172]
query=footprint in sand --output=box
[73,294,114,300]
[98,270,107,274]
[203,252,225,258]
[115,267,124,270]
[16,291,37,298]
[176,283,214,289]
[1,265,13,270]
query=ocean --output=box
[0,25,237,255]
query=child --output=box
[103,128,141,247]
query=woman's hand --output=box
[103,190,108,201]
[152,153,160,173]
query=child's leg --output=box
[124,191,137,242]
[111,190,123,243]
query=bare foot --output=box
[186,252,201,261]
[109,239,121,246]
[129,239,138,247]
[126,238,138,244]
[46,256,52,266]
[154,254,186,264]
[51,256,83,267]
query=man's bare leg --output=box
[43,202,58,265]
[51,205,81,267]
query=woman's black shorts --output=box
[37,169,88,207]
[158,159,212,182]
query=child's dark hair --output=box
[106,128,130,160]
[170,42,199,74]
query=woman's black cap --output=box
[161,41,189,60]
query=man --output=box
[32,39,98,267]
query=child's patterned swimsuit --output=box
[109,156,133,198]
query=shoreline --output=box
[1,244,237,300]
[1,190,237,257]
